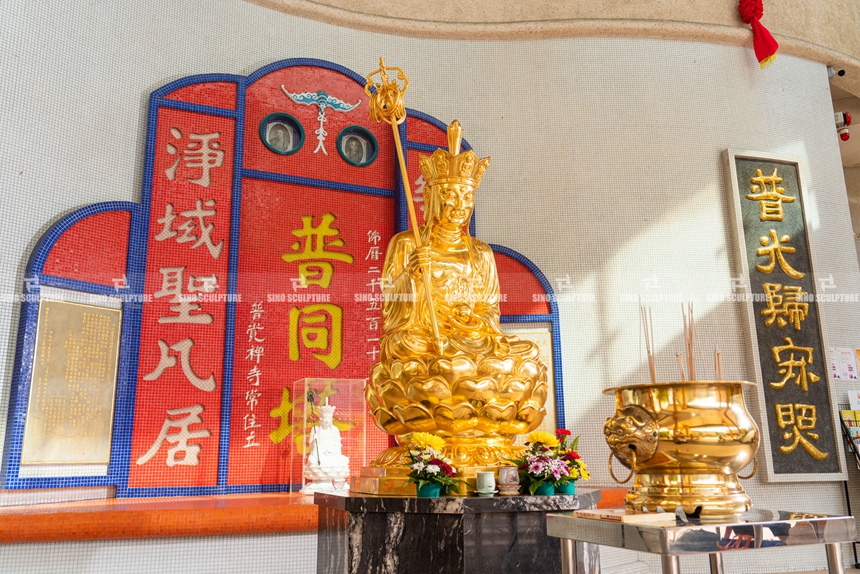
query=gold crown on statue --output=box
[419,120,491,188]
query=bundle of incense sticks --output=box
[639,300,657,383]
[639,301,724,383]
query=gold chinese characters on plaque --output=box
[21,298,122,465]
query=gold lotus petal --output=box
[449,356,478,380]
[389,360,404,381]
[406,375,451,406]
[475,418,501,434]
[499,378,531,403]
[433,400,478,433]
[365,384,380,411]
[529,381,549,408]
[480,398,517,423]
[428,358,454,382]
[402,358,428,377]
[371,363,389,386]
[499,419,530,434]
[523,407,547,432]
[452,376,498,403]
[516,401,542,424]
[379,379,407,409]
[372,406,410,435]
[393,402,437,432]
[478,357,517,377]
[517,359,541,382]
[515,403,547,433]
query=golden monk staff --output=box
[365,58,442,350]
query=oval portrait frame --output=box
[337,126,378,167]
[259,113,305,156]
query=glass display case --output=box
[290,379,367,492]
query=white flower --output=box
[426,464,441,475]
[412,462,425,471]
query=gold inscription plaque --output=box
[21,298,122,465]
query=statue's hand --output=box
[407,245,433,279]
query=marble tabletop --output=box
[314,488,601,515]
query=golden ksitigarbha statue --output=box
[357,60,549,492]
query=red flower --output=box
[438,461,455,478]
[556,429,571,436]
[563,451,581,461]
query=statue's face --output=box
[434,183,474,229]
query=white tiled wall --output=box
[0,532,317,574]
[1,0,857,572]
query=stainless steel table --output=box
[546,509,857,574]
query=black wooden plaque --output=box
[735,157,839,474]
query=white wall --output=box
[2,0,858,572]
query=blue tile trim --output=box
[155,98,239,119]
[111,203,146,495]
[395,120,409,234]
[404,108,473,151]
[26,202,140,276]
[242,169,395,198]
[245,58,368,88]
[150,73,244,101]
[36,274,124,295]
[112,88,162,496]
[121,483,294,498]
[499,314,553,323]
[405,140,442,154]
[217,74,249,488]
[5,203,141,489]
[489,244,565,430]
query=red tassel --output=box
[739,0,778,68]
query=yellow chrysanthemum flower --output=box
[411,432,446,452]
[527,431,559,448]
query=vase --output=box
[417,483,442,498]
[555,482,576,495]
[533,482,555,496]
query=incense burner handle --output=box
[738,457,758,479]
[603,404,659,483]
[608,449,636,484]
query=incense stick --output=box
[715,347,723,381]
[646,307,656,383]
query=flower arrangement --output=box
[406,432,462,495]
[512,429,588,495]
[555,429,589,482]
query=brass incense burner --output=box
[604,380,759,519]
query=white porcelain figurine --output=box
[301,399,351,495]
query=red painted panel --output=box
[407,116,448,148]
[43,211,130,286]
[243,66,395,191]
[129,107,235,488]
[228,177,394,485]
[164,82,238,110]
[495,252,551,316]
